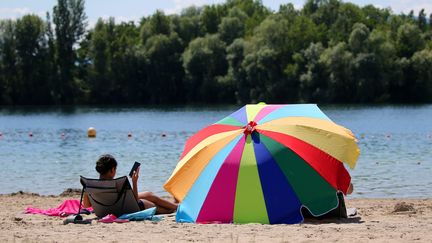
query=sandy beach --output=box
[0,191,431,242]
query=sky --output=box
[1,0,431,27]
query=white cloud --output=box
[0,7,45,20]
[87,14,141,28]
[355,0,432,14]
[99,14,140,23]
[164,0,225,15]
[394,0,432,14]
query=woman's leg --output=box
[139,199,172,214]
[138,191,178,212]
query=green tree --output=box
[113,46,148,104]
[418,9,427,31]
[52,0,87,104]
[182,34,227,102]
[278,3,298,22]
[329,2,364,43]
[348,23,370,54]
[347,23,391,102]
[3,0,432,105]
[361,5,391,29]
[140,10,172,44]
[225,0,270,36]
[143,33,184,104]
[86,18,143,104]
[410,49,432,101]
[109,21,142,103]
[243,15,291,102]
[218,8,247,44]
[429,13,432,29]
[223,38,247,103]
[172,7,202,44]
[0,20,17,104]
[87,18,111,102]
[321,42,355,102]
[396,23,425,57]
[201,5,226,34]
[368,29,399,102]
[297,42,328,102]
[149,10,171,36]
[243,47,282,102]
[304,0,341,28]
[15,15,52,104]
[303,0,320,16]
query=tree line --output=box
[1,0,432,105]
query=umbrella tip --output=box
[243,121,257,135]
[257,102,266,105]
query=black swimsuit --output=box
[137,200,145,210]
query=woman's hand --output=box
[131,166,140,200]
[131,166,140,184]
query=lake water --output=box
[0,105,431,198]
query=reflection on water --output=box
[0,105,431,198]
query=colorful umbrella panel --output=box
[164,104,360,224]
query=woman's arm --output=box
[131,166,140,200]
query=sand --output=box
[1,191,431,243]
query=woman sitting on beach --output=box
[83,154,178,214]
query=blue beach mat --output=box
[118,207,163,221]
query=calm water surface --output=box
[0,105,431,198]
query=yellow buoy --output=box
[87,127,96,138]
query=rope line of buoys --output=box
[1,129,431,142]
[0,128,176,139]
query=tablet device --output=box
[129,161,141,177]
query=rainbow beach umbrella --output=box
[164,104,360,224]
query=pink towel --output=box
[25,199,93,217]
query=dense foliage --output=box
[1,0,432,105]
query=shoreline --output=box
[3,188,432,200]
[1,192,431,242]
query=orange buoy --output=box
[87,127,96,138]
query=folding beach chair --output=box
[79,176,141,218]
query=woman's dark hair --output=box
[95,154,117,175]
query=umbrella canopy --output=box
[164,104,360,224]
